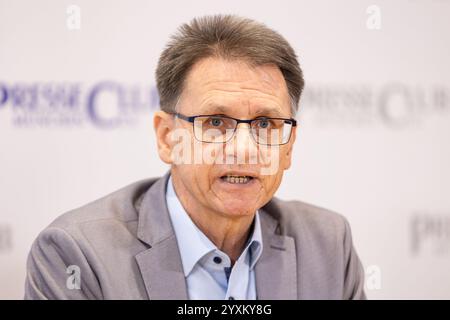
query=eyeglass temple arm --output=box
[170,112,196,123]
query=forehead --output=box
[179,57,291,116]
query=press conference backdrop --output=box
[1,0,449,299]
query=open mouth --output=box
[220,175,255,184]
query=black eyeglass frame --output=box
[169,112,297,146]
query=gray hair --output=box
[156,14,304,116]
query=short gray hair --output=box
[156,14,304,115]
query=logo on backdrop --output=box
[301,84,450,127]
[0,81,448,129]
[0,81,159,128]
[411,212,450,256]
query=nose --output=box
[226,123,258,165]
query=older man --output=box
[25,15,366,300]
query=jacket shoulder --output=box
[47,177,159,233]
[262,197,350,240]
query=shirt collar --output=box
[165,175,263,276]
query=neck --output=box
[171,173,255,264]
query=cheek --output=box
[169,128,195,164]
[201,142,226,164]
[188,164,210,184]
[195,161,220,195]
[280,145,293,170]
[260,173,278,193]
[176,164,212,201]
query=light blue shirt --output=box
[165,176,263,300]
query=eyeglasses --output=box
[170,112,297,146]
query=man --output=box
[25,15,366,300]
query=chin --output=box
[218,200,258,217]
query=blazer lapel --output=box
[255,208,298,299]
[134,172,188,300]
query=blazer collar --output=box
[136,171,173,246]
[135,171,189,299]
[254,206,298,300]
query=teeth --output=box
[223,175,251,184]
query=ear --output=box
[153,111,174,164]
[282,126,297,170]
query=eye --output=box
[257,119,271,129]
[209,117,224,127]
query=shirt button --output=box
[228,296,235,300]
[213,256,222,264]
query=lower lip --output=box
[217,177,258,190]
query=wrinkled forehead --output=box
[178,57,292,117]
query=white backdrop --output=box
[1,0,449,299]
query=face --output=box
[154,57,297,218]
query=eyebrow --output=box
[199,104,288,118]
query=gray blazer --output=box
[24,172,366,299]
